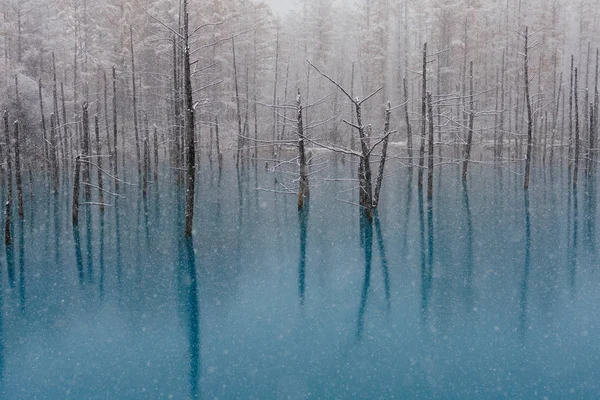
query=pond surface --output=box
[0,157,599,399]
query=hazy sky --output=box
[264,0,298,15]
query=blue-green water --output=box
[1,159,599,399]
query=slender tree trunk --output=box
[130,26,141,183]
[404,77,412,164]
[38,78,49,172]
[233,37,243,168]
[82,102,91,201]
[153,125,159,183]
[272,25,280,160]
[143,114,149,198]
[574,67,580,187]
[95,114,104,212]
[297,89,309,209]
[215,115,222,171]
[4,111,12,204]
[462,61,475,182]
[112,66,119,192]
[103,70,111,169]
[50,114,59,193]
[72,156,81,225]
[524,27,533,190]
[373,102,391,208]
[418,43,427,189]
[427,92,434,199]
[13,121,23,219]
[183,0,196,238]
[569,55,574,172]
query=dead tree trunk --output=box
[373,102,391,208]
[153,124,159,183]
[50,114,59,193]
[574,67,580,187]
[215,115,222,171]
[403,77,412,165]
[4,111,12,204]
[72,156,81,225]
[233,37,243,168]
[568,55,574,172]
[112,66,119,192]
[82,102,91,201]
[462,61,474,182]
[524,27,533,190]
[143,114,149,198]
[427,92,434,199]
[272,26,280,160]
[38,78,49,172]
[13,121,23,219]
[94,114,104,212]
[130,26,142,182]
[418,43,427,190]
[297,89,309,210]
[183,0,196,238]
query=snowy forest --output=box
[2,0,600,220]
[1,0,600,398]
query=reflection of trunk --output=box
[297,90,310,209]
[18,219,25,311]
[418,188,428,325]
[462,183,474,311]
[569,187,578,294]
[374,212,390,310]
[183,238,201,400]
[356,214,373,340]
[298,202,309,305]
[99,212,105,298]
[519,192,531,336]
[73,222,84,285]
[85,206,93,283]
[5,201,14,289]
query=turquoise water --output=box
[0,158,599,399]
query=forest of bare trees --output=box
[0,0,599,230]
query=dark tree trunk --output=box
[524,27,533,190]
[72,156,81,225]
[183,0,196,238]
[373,102,391,208]
[13,121,23,219]
[297,89,309,210]
[95,114,104,212]
[418,43,427,189]
[130,26,142,182]
[82,102,91,201]
[462,61,475,182]
[112,66,119,191]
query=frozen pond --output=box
[0,157,599,399]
